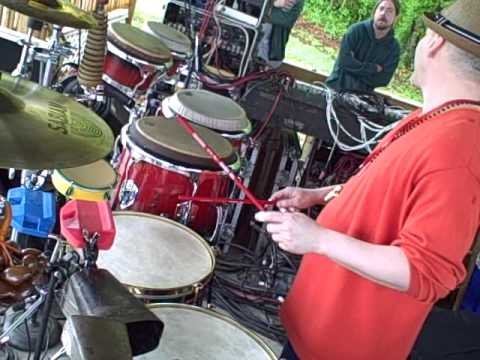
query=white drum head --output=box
[97,212,214,291]
[136,304,276,360]
[166,89,251,132]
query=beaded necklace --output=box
[358,99,480,172]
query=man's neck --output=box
[421,80,480,114]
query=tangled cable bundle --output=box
[0,199,48,305]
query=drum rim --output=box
[53,160,118,191]
[146,303,277,359]
[167,89,251,132]
[146,21,192,57]
[101,211,216,292]
[108,23,172,65]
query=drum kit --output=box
[0,0,277,359]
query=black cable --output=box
[33,272,60,360]
[24,319,32,360]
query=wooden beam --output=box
[128,0,137,24]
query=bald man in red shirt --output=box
[256,0,480,359]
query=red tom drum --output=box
[103,23,172,97]
[112,116,240,237]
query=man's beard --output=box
[375,18,391,31]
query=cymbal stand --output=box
[0,234,67,348]
[12,18,44,80]
[38,25,74,87]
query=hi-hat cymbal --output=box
[0,72,113,170]
[0,0,97,29]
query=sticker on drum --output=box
[52,159,117,201]
[164,89,252,135]
[146,21,192,59]
[135,304,277,360]
[96,212,215,302]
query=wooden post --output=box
[128,0,137,24]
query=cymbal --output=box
[0,0,97,29]
[0,72,113,170]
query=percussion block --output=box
[7,187,56,238]
[60,200,115,250]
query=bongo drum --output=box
[112,116,240,236]
[162,89,252,144]
[104,22,172,97]
[52,159,117,201]
[96,212,215,303]
[146,21,192,60]
[136,304,277,359]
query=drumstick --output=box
[178,195,275,207]
[176,116,265,211]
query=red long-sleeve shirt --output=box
[281,102,480,360]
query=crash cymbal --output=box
[0,0,97,29]
[0,72,113,169]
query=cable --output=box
[25,319,32,360]
[323,86,399,152]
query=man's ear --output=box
[426,32,446,58]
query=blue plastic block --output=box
[7,187,56,238]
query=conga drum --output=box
[52,159,117,201]
[146,21,192,61]
[162,89,252,146]
[104,22,172,98]
[112,116,240,236]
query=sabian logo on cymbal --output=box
[48,101,69,135]
[47,101,103,138]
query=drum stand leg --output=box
[12,18,44,80]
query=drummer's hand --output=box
[255,211,326,255]
[270,186,337,211]
[273,0,296,10]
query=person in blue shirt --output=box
[326,0,401,93]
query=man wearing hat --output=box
[255,0,480,359]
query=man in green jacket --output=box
[326,0,401,93]
[257,0,304,68]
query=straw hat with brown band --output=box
[423,0,480,58]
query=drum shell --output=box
[103,52,157,94]
[112,146,231,236]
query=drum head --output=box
[136,304,276,360]
[108,23,172,65]
[57,159,116,189]
[97,213,214,291]
[147,22,192,57]
[165,89,251,132]
[129,116,237,170]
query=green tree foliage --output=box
[303,0,455,67]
